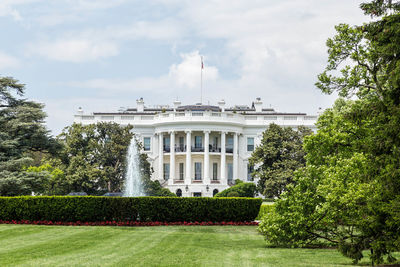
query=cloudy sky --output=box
[1,0,368,134]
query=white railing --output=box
[75,112,318,127]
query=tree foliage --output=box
[57,123,175,196]
[259,1,400,264]
[0,77,59,196]
[249,124,312,198]
[57,122,134,194]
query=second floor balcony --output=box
[163,145,234,153]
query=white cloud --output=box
[0,0,44,21]
[3,0,371,133]
[29,39,118,62]
[0,51,20,70]
[169,51,218,88]
[27,18,184,62]
[65,50,219,104]
[110,20,185,41]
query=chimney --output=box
[254,97,262,112]
[173,100,181,111]
[137,98,144,112]
[218,99,225,112]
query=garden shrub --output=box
[256,204,274,220]
[227,191,240,197]
[0,196,262,223]
[215,182,256,197]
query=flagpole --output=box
[200,56,203,104]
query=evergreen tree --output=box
[0,77,59,196]
[249,124,312,198]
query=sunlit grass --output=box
[0,224,397,266]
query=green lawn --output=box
[0,224,394,267]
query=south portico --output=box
[152,128,241,197]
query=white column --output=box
[233,132,239,180]
[169,131,175,184]
[220,131,226,184]
[204,130,210,184]
[158,132,163,180]
[185,130,192,183]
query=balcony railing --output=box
[175,145,186,152]
[191,146,204,152]
[209,146,221,153]
[163,145,232,153]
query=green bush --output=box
[0,196,262,222]
[227,191,240,197]
[215,182,256,197]
[256,204,274,220]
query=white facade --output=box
[74,98,318,197]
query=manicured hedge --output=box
[256,203,274,220]
[0,196,262,223]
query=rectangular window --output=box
[212,163,218,180]
[179,163,184,180]
[247,137,254,151]
[163,163,170,180]
[163,137,170,152]
[195,136,202,148]
[227,137,233,148]
[195,162,202,180]
[227,163,233,182]
[226,136,233,153]
[179,136,184,147]
[177,136,185,152]
[247,164,254,181]
[143,137,151,151]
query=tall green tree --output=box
[58,122,133,194]
[249,124,312,198]
[58,122,175,196]
[259,1,400,264]
[0,77,59,196]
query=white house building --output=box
[74,98,318,197]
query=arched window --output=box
[176,189,182,197]
[213,189,219,196]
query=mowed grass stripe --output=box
[0,225,394,267]
[5,227,171,267]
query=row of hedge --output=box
[0,196,262,223]
[256,203,274,220]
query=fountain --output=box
[123,137,146,197]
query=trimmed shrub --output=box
[256,203,274,220]
[0,196,262,223]
[227,191,240,197]
[215,182,256,197]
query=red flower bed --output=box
[0,219,258,227]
